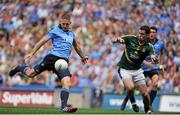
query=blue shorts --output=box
[33,54,71,80]
[143,69,159,79]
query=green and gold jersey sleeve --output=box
[146,43,155,56]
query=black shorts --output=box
[143,69,159,79]
[33,54,71,80]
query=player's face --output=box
[150,29,157,40]
[60,19,71,31]
[138,29,147,41]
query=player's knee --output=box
[61,77,71,89]
[152,81,158,89]
[152,75,159,88]
[62,81,71,89]
[126,86,134,92]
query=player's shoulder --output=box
[156,39,165,47]
[157,39,164,44]
[67,30,75,37]
[122,34,137,38]
[147,42,154,48]
[121,34,138,40]
[48,26,59,32]
[68,30,75,34]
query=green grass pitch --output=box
[0,106,178,114]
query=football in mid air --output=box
[54,59,68,71]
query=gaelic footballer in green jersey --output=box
[121,26,165,113]
[112,25,157,114]
[117,35,155,70]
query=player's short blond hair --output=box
[61,13,71,20]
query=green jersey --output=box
[118,35,154,70]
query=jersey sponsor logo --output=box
[130,53,140,60]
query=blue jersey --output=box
[141,39,164,71]
[47,26,76,60]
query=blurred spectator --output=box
[173,67,180,92]
[173,45,180,69]
[70,72,79,87]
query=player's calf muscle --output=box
[25,69,37,78]
[152,75,159,88]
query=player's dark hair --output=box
[61,13,71,20]
[140,25,150,34]
[150,26,158,32]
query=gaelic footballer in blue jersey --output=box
[9,13,88,113]
[142,26,165,107]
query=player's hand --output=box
[112,36,124,43]
[81,56,88,64]
[151,55,158,64]
[24,53,33,64]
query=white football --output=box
[54,59,68,71]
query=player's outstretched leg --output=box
[120,95,129,110]
[60,82,78,113]
[9,65,28,77]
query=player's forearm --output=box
[74,46,85,59]
[159,54,164,64]
[143,60,149,66]
[31,42,43,56]
[31,36,48,56]
[143,60,153,68]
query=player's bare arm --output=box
[73,41,88,64]
[143,59,165,71]
[25,36,49,63]
[143,60,154,69]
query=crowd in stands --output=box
[0,0,179,94]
